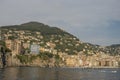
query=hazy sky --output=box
[0,0,120,46]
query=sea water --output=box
[0,67,120,80]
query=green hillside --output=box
[1,22,74,36]
[1,22,120,55]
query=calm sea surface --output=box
[0,67,120,80]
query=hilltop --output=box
[1,21,73,36]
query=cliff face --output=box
[3,54,61,67]
[1,53,119,68]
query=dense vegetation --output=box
[16,52,61,66]
[0,40,11,52]
[1,22,74,36]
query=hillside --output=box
[1,22,73,36]
[0,22,120,55]
[105,44,120,55]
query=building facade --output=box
[5,40,22,55]
[30,44,40,54]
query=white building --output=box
[30,44,40,54]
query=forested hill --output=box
[1,22,74,36]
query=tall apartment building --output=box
[0,29,5,40]
[14,40,22,55]
[0,29,2,40]
[5,40,22,55]
[5,40,13,50]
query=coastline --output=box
[1,65,119,69]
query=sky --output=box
[0,0,120,46]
